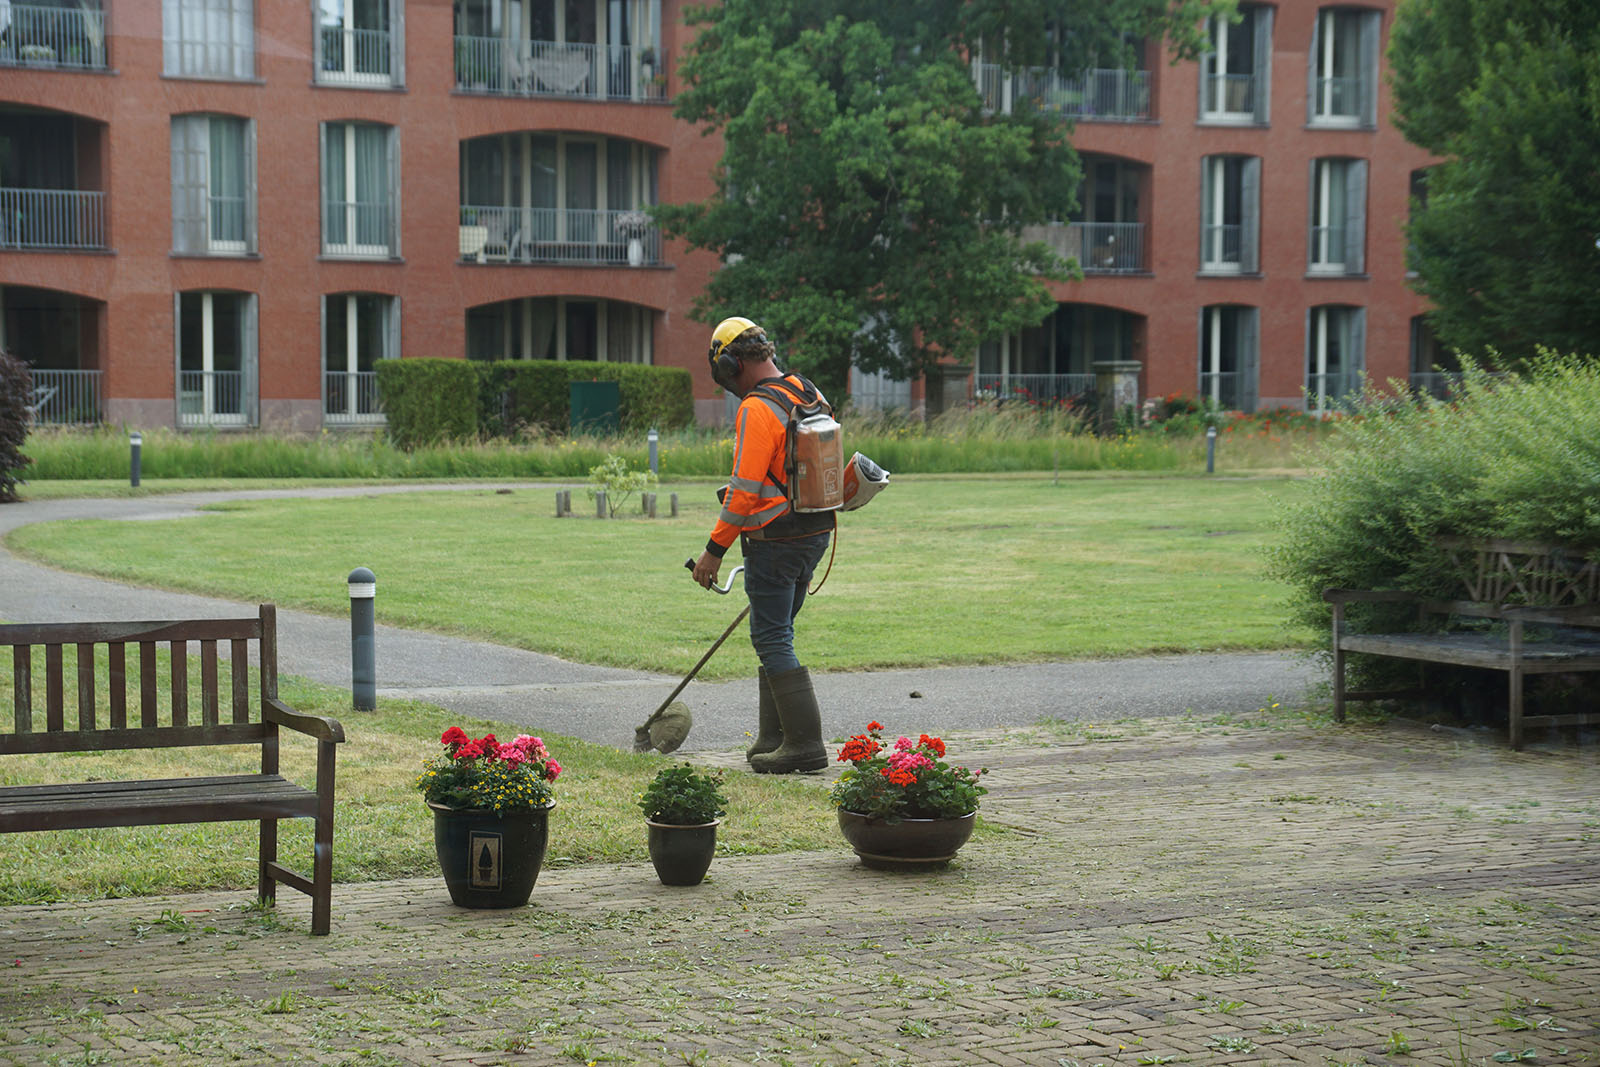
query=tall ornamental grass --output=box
[1266,351,1600,681]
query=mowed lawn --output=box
[6,474,1311,681]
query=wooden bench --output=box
[0,605,344,935]
[1325,538,1600,750]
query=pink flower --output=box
[544,759,562,781]
[888,751,933,773]
[894,736,914,752]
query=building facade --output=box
[2,0,1434,431]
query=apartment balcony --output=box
[179,370,247,427]
[453,37,665,102]
[458,206,662,267]
[977,63,1150,122]
[318,25,395,87]
[0,188,106,250]
[28,368,100,424]
[0,2,108,71]
[973,372,1095,405]
[324,371,383,425]
[1024,221,1145,274]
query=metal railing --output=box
[1020,221,1145,273]
[208,193,247,248]
[178,370,247,426]
[1306,371,1362,415]
[458,205,661,266]
[454,36,666,102]
[1202,223,1242,269]
[976,64,1151,121]
[324,371,384,423]
[973,373,1095,406]
[1198,372,1242,411]
[1313,75,1361,121]
[1310,225,1348,271]
[0,188,107,250]
[1201,73,1256,117]
[27,368,101,424]
[318,25,392,84]
[0,3,108,70]
[323,201,394,256]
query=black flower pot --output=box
[645,819,720,886]
[430,801,553,907]
[836,809,976,870]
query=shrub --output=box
[587,453,657,517]
[0,350,33,502]
[480,361,694,435]
[1266,350,1600,698]
[638,764,727,825]
[376,359,480,449]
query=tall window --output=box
[1306,305,1365,416]
[324,293,395,422]
[1309,7,1381,127]
[322,122,397,256]
[1199,305,1260,412]
[1201,155,1260,273]
[465,297,652,363]
[1309,158,1367,274]
[163,0,254,79]
[177,291,256,427]
[316,0,400,86]
[1200,4,1271,124]
[171,115,256,255]
[1409,316,1459,400]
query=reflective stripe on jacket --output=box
[705,375,826,557]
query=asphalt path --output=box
[0,485,1319,751]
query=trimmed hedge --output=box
[376,359,480,449]
[0,350,33,502]
[385,358,694,447]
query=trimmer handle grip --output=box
[684,557,743,595]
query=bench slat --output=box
[77,642,95,731]
[171,641,188,728]
[201,640,219,727]
[109,642,126,729]
[0,774,317,832]
[0,723,267,756]
[11,646,27,734]
[139,641,157,727]
[45,645,63,731]
[231,638,249,723]
[0,618,261,645]
[1340,631,1600,670]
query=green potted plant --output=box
[830,722,988,870]
[417,728,562,907]
[638,763,727,886]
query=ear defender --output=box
[708,316,761,391]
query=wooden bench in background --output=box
[0,605,344,935]
[1325,538,1600,750]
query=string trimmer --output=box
[632,561,747,754]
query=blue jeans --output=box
[741,531,831,674]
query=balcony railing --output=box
[973,373,1095,406]
[976,64,1151,122]
[0,188,107,250]
[1201,223,1243,270]
[1306,371,1361,415]
[1022,221,1145,273]
[0,3,107,70]
[324,371,384,423]
[323,200,395,256]
[1313,75,1361,122]
[1198,371,1242,411]
[319,25,393,85]
[1310,225,1348,271]
[179,370,248,427]
[459,205,662,266]
[1201,73,1256,117]
[454,36,666,102]
[27,368,101,424]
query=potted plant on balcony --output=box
[638,46,656,84]
[615,209,653,267]
[638,763,727,886]
[830,722,987,871]
[417,728,562,907]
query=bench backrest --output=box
[1435,538,1598,616]
[1,604,280,757]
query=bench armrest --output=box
[265,696,346,743]
[1322,588,1421,605]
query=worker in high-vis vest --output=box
[691,317,833,774]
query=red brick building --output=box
[1,0,1435,431]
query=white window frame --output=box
[1309,157,1367,275]
[163,0,255,79]
[322,121,397,257]
[1201,155,1259,274]
[316,0,404,87]
[1309,7,1381,129]
[1306,305,1366,416]
[176,290,257,427]
[322,292,396,422]
[1198,305,1260,412]
[171,114,257,256]
[1200,4,1271,124]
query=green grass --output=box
[5,474,1313,681]
[0,675,845,905]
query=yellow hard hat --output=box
[709,316,761,361]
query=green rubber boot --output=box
[748,667,828,774]
[744,667,782,763]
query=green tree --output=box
[657,0,1217,395]
[1389,0,1600,362]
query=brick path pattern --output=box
[2,717,1596,1066]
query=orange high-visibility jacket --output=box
[704,375,828,558]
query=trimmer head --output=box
[636,701,693,754]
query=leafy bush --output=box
[376,359,480,449]
[1266,351,1600,697]
[586,452,658,516]
[481,361,694,435]
[0,350,33,502]
[638,764,727,825]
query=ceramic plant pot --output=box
[836,809,976,871]
[645,819,720,886]
[430,801,553,907]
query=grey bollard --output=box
[556,491,564,517]
[595,489,607,518]
[646,492,657,518]
[561,489,572,516]
[348,567,376,711]
[670,492,679,518]
[648,427,659,475]
[1206,425,1217,474]
[129,430,142,488]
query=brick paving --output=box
[2,716,1597,1066]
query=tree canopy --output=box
[1389,0,1600,362]
[657,0,1216,394]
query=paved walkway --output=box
[2,718,1596,1065]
